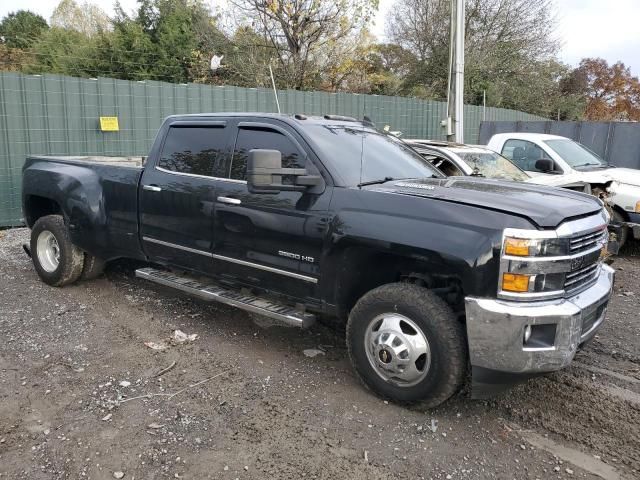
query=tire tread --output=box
[346,283,467,407]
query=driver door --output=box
[501,139,559,175]
[209,120,331,302]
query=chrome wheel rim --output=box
[36,230,60,273]
[364,313,431,387]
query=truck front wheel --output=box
[30,215,84,287]
[347,283,467,407]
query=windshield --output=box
[544,139,608,169]
[308,125,442,186]
[451,149,529,181]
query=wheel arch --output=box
[327,245,469,321]
[23,195,63,228]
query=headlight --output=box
[499,219,608,301]
[502,235,566,257]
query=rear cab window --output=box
[158,125,229,177]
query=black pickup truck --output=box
[22,113,614,406]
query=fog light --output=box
[524,325,532,344]
[502,273,531,292]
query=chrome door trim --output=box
[155,166,248,184]
[142,236,318,283]
[143,236,211,257]
[217,196,242,205]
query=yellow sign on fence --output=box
[99,116,119,132]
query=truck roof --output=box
[165,112,370,128]
[490,132,568,141]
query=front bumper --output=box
[465,264,614,396]
[627,211,640,238]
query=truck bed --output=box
[28,155,145,168]
[23,155,146,261]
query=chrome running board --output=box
[135,267,315,328]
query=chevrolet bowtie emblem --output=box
[379,349,391,364]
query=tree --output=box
[563,58,640,121]
[26,27,100,77]
[228,0,379,90]
[386,0,561,111]
[96,0,228,83]
[0,10,49,49]
[50,0,110,36]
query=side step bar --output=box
[135,267,315,328]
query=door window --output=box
[501,139,552,173]
[158,126,228,177]
[230,127,305,182]
[420,153,464,176]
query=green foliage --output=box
[0,10,49,49]
[25,27,99,76]
[0,0,630,120]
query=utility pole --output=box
[446,0,465,142]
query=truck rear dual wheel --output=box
[31,215,85,287]
[30,215,106,286]
[346,283,467,407]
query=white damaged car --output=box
[486,133,640,247]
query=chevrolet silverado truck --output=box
[22,113,614,407]
[487,133,640,247]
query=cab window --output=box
[230,127,305,182]
[158,126,228,177]
[420,153,464,176]
[501,139,553,173]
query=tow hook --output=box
[22,244,32,258]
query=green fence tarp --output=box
[0,72,545,226]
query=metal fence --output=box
[478,120,640,170]
[0,72,545,226]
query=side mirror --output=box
[247,149,322,194]
[535,158,555,173]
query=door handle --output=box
[217,196,241,205]
[143,185,162,192]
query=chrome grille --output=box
[564,225,606,295]
[569,228,607,254]
[564,263,600,295]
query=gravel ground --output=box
[0,228,638,480]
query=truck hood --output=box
[527,168,640,187]
[524,171,611,189]
[595,167,640,186]
[370,177,602,228]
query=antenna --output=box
[268,62,281,114]
[358,97,367,188]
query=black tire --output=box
[81,253,106,280]
[346,283,467,407]
[612,210,628,250]
[30,215,84,287]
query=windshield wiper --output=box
[357,176,397,187]
[573,163,602,168]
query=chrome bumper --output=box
[465,264,614,375]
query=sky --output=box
[1,0,639,75]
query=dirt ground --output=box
[1,228,638,480]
